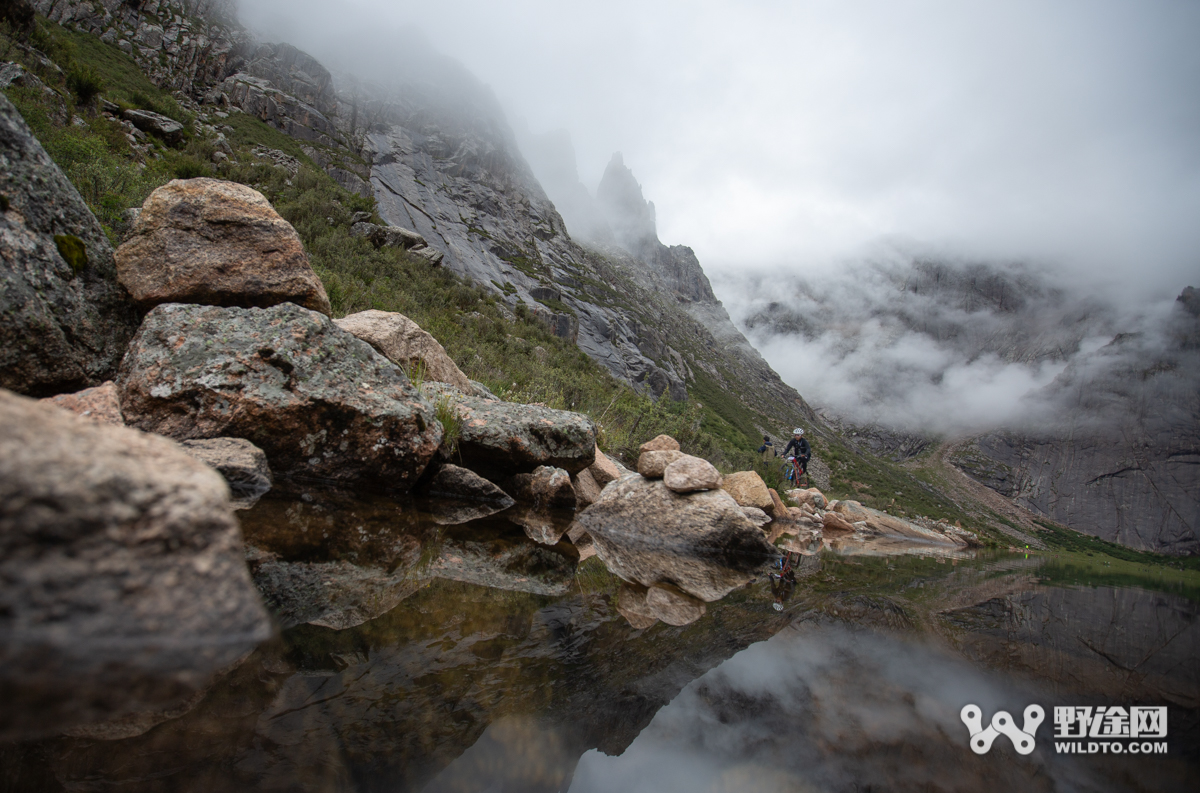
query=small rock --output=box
[122,109,184,144]
[334,310,472,391]
[573,467,603,506]
[823,512,856,533]
[767,488,788,518]
[616,582,658,629]
[638,449,685,478]
[722,470,774,511]
[646,582,707,626]
[410,246,444,266]
[663,454,722,492]
[211,150,228,164]
[506,465,576,510]
[567,523,596,561]
[639,434,681,453]
[39,381,123,425]
[179,437,273,507]
[423,463,514,505]
[741,506,772,527]
[789,487,828,510]
[588,450,622,487]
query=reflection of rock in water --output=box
[577,475,778,602]
[7,579,787,792]
[570,619,1199,793]
[429,519,578,596]
[942,585,1200,705]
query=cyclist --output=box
[782,428,811,487]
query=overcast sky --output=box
[239,0,1200,300]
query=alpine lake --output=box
[2,488,1197,793]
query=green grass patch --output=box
[1033,519,1200,570]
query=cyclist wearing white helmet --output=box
[782,428,811,485]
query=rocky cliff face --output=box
[952,296,1200,554]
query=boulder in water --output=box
[575,474,777,602]
[646,582,707,626]
[0,390,271,741]
[179,437,273,508]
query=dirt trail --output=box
[914,440,1048,550]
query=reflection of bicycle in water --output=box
[769,551,800,611]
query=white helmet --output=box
[793,428,804,435]
[773,602,784,612]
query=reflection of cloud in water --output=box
[568,621,1177,793]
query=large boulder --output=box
[117,302,442,489]
[575,474,778,602]
[722,470,774,511]
[122,109,185,144]
[114,178,331,315]
[334,310,472,391]
[0,390,272,741]
[424,383,597,477]
[0,93,140,397]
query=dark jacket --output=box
[783,437,810,459]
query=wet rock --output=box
[721,470,773,511]
[741,506,772,528]
[422,463,514,505]
[39,380,124,425]
[424,383,597,477]
[639,434,680,453]
[576,474,778,602]
[0,390,271,742]
[122,109,185,144]
[567,523,596,561]
[646,582,707,626]
[616,582,658,629]
[789,487,828,510]
[573,467,603,506]
[334,309,472,391]
[507,502,577,546]
[588,450,622,487]
[506,465,576,509]
[637,449,684,478]
[117,303,442,489]
[179,437,273,507]
[663,454,722,492]
[115,178,331,315]
[823,511,856,533]
[0,92,140,396]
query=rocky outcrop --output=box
[424,383,596,477]
[122,108,184,143]
[179,437,272,507]
[0,92,139,397]
[335,309,472,390]
[117,302,442,489]
[115,178,332,315]
[0,389,271,741]
[39,380,124,425]
[576,474,777,602]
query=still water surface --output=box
[3,493,1197,792]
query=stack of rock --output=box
[575,434,778,629]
